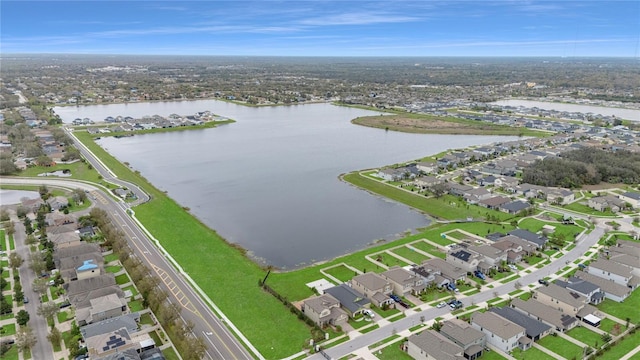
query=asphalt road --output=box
[0,176,254,360]
[307,223,606,360]
[10,213,55,360]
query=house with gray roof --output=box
[587,259,639,289]
[439,319,485,360]
[323,284,370,317]
[468,245,507,270]
[416,258,467,285]
[587,195,626,212]
[546,188,575,205]
[407,330,465,360]
[510,298,578,332]
[478,196,511,210]
[471,311,529,353]
[489,307,551,341]
[446,249,482,274]
[350,272,394,308]
[619,191,640,208]
[573,270,631,303]
[76,293,128,326]
[507,229,547,249]
[499,200,531,214]
[556,278,605,305]
[301,293,348,328]
[380,266,426,296]
[81,313,140,339]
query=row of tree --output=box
[523,148,640,188]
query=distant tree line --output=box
[523,148,640,188]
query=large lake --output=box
[55,101,518,269]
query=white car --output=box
[436,302,447,308]
[362,309,375,318]
[508,264,518,271]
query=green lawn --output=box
[57,311,70,323]
[128,300,144,312]
[389,246,429,265]
[563,202,618,216]
[374,342,413,360]
[597,330,640,360]
[0,323,16,336]
[567,326,602,348]
[410,241,446,259]
[359,324,380,334]
[140,313,155,326]
[511,346,555,360]
[114,273,131,285]
[600,318,627,333]
[538,334,583,359]
[1,344,19,360]
[343,173,513,221]
[517,218,582,241]
[0,229,5,250]
[599,289,640,324]
[8,234,15,250]
[18,160,105,184]
[104,253,119,263]
[324,265,356,283]
[105,265,123,274]
[348,318,374,330]
[123,285,139,297]
[481,349,508,360]
[162,347,180,360]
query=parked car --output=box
[538,279,549,286]
[390,294,402,303]
[23,296,29,304]
[578,263,587,269]
[436,302,447,308]
[362,309,375,318]
[473,270,486,280]
[508,264,518,271]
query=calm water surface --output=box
[56,101,518,268]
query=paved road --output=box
[307,224,606,360]
[1,177,255,360]
[10,212,55,360]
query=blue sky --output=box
[2,1,639,56]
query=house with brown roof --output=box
[420,258,467,284]
[380,266,426,296]
[471,311,529,353]
[76,293,128,326]
[478,196,511,210]
[533,283,588,316]
[350,272,394,307]
[407,330,465,360]
[587,195,626,212]
[468,245,507,271]
[439,319,486,360]
[301,293,348,328]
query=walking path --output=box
[620,344,640,360]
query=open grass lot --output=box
[597,330,640,360]
[373,341,413,360]
[17,159,105,185]
[567,326,602,348]
[343,172,513,221]
[114,273,131,285]
[517,218,583,241]
[57,310,70,323]
[599,289,640,324]
[162,348,180,360]
[105,265,122,274]
[128,300,144,312]
[563,202,618,217]
[103,253,119,263]
[1,345,19,360]
[1,323,16,336]
[324,265,356,283]
[481,350,507,360]
[390,246,430,264]
[600,318,627,333]
[538,334,583,359]
[410,241,445,258]
[511,346,555,360]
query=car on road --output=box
[23,297,29,304]
[436,302,447,308]
[578,263,587,269]
[538,279,549,286]
[449,300,463,310]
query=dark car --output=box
[23,296,29,304]
[390,294,402,303]
[538,279,549,285]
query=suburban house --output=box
[350,272,395,308]
[499,200,531,214]
[491,236,536,263]
[47,195,69,210]
[618,191,640,208]
[448,183,474,197]
[533,284,588,316]
[446,249,482,274]
[415,176,443,190]
[85,326,154,359]
[467,245,507,271]
[376,168,405,182]
[586,259,639,289]
[507,229,548,249]
[45,211,76,227]
[65,274,117,305]
[513,184,546,198]
[47,224,82,249]
[573,270,631,302]
[463,188,493,204]
[546,188,575,205]
[407,330,466,360]
[76,259,102,281]
[57,252,104,282]
[301,293,349,328]
[489,307,552,341]
[510,298,578,332]
[413,259,467,287]
[20,197,45,213]
[556,278,605,305]
[323,284,371,317]
[416,161,438,174]
[439,319,486,360]
[76,293,128,326]
[587,195,626,212]
[380,266,426,296]
[478,196,511,210]
[471,311,530,353]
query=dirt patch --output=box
[581,183,628,191]
[351,115,526,135]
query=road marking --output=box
[151,264,199,315]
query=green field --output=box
[324,265,356,283]
[599,289,640,324]
[538,334,584,359]
[511,346,555,360]
[389,246,429,265]
[597,330,640,360]
[374,342,413,360]
[410,241,445,259]
[567,326,602,348]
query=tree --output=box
[29,252,46,276]
[9,252,23,269]
[32,278,48,299]
[430,182,448,198]
[37,302,60,326]
[16,310,30,326]
[15,326,37,351]
[47,327,62,348]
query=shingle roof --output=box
[573,271,631,298]
[508,229,547,247]
[490,307,551,339]
[351,272,389,292]
[440,319,485,347]
[536,283,587,309]
[510,298,577,330]
[472,311,525,339]
[324,284,370,314]
[408,330,465,360]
